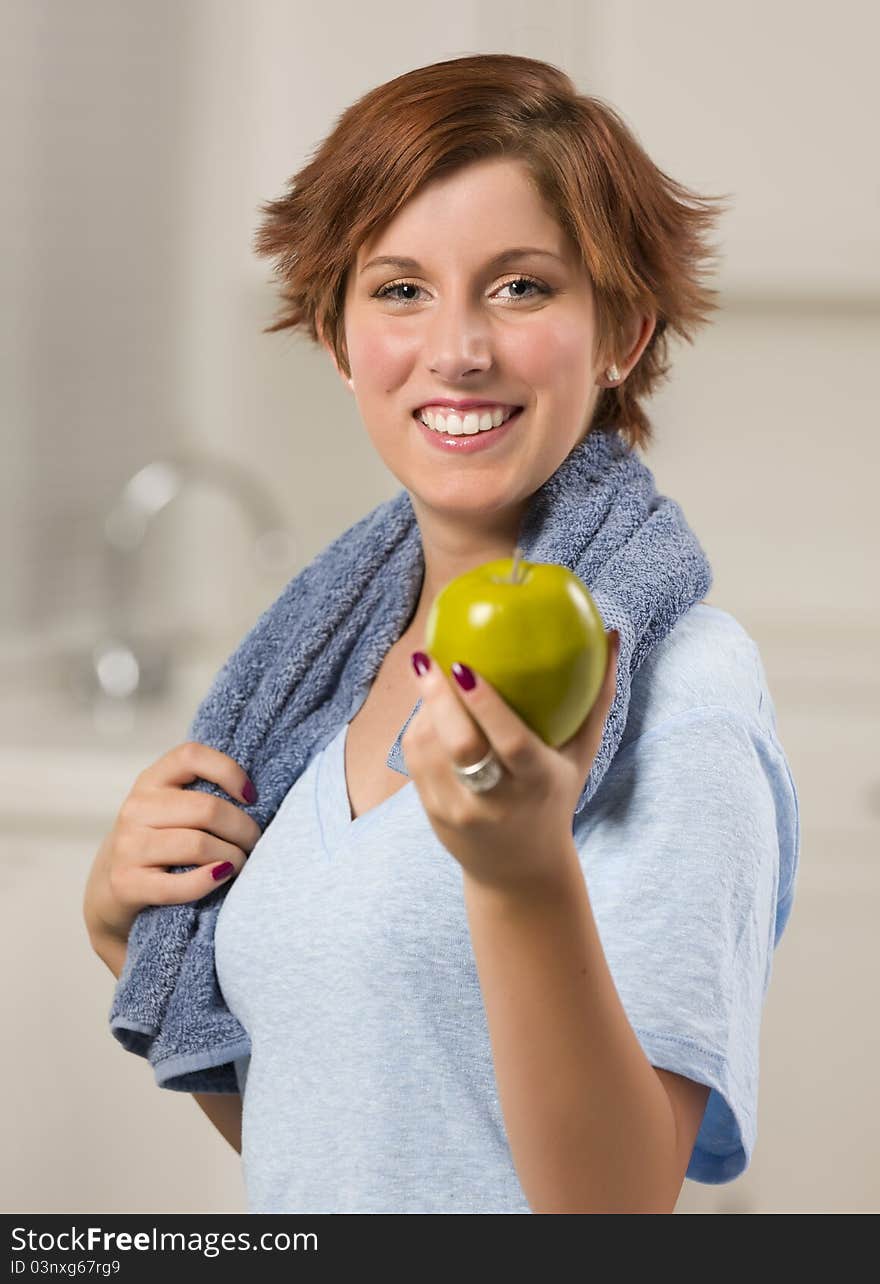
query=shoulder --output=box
[620,603,773,753]
[593,601,800,952]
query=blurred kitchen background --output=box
[2,0,877,1215]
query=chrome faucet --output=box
[81,448,297,709]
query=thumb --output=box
[594,629,620,722]
[563,629,620,764]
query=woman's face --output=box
[337,156,614,520]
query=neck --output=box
[402,498,528,645]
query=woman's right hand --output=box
[83,741,262,949]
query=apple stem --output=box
[490,545,527,586]
[510,544,525,584]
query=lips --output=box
[412,401,523,415]
[415,405,524,452]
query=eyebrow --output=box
[360,247,566,274]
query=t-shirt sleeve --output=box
[234,1053,250,1096]
[573,708,800,1184]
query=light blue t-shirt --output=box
[214,603,800,1213]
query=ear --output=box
[317,319,353,390]
[620,312,657,374]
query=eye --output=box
[372,275,551,306]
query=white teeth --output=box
[418,406,519,435]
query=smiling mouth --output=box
[413,406,524,436]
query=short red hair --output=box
[253,53,732,454]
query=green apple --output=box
[424,545,610,748]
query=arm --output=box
[89,927,242,1156]
[462,841,704,1214]
[191,1093,242,1155]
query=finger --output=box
[115,846,244,910]
[122,787,262,856]
[413,657,493,771]
[602,629,621,705]
[417,652,545,778]
[562,629,620,763]
[138,741,257,807]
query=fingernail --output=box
[242,778,257,805]
[212,861,235,881]
[411,650,431,677]
[451,661,476,692]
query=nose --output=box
[423,292,493,382]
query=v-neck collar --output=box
[315,714,416,854]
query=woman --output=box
[84,54,799,1214]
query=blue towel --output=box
[109,428,713,1092]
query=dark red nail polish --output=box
[212,861,234,881]
[411,651,431,677]
[242,778,257,804]
[451,661,476,691]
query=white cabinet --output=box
[532,0,880,300]
[2,831,246,1214]
[0,651,250,1213]
[675,834,880,1214]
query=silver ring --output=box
[452,748,505,794]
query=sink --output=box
[0,623,234,835]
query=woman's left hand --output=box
[401,631,620,892]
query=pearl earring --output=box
[606,364,621,383]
